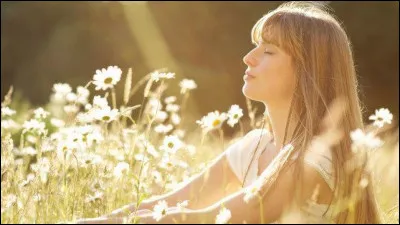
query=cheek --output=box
[243,62,296,102]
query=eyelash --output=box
[264,51,273,55]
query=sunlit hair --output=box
[252,2,381,223]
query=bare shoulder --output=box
[301,162,334,204]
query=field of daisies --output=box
[1,66,398,224]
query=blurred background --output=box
[1,1,399,128]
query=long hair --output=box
[251,2,381,223]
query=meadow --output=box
[1,66,398,223]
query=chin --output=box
[242,86,259,101]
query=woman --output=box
[77,2,381,223]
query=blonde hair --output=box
[252,2,381,223]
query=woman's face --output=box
[242,40,296,106]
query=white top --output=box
[226,129,335,223]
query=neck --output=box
[263,101,298,150]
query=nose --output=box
[243,51,257,67]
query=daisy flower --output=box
[243,180,262,203]
[164,96,177,104]
[176,200,189,211]
[215,207,232,224]
[53,83,72,96]
[160,135,183,154]
[23,119,46,135]
[50,118,65,128]
[166,104,180,113]
[152,200,169,221]
[350,128,383,152]
[113,162,130,179]
[66,92,78,103]
[76,86,90,105]
[93,95,109,109]
[179,79,197,94]
[92,107,119,123]
[33,107,50,119]
[170,113,181,125]
[1,107,16,117]
[154,124,173,134]
[151,170,164,186]
[369,108,393,128]
[151,71,175,82]
[227,104,243,127]
[93,66,122,90]
[196,111,227,133]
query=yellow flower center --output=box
[233,114,238,119]
[168,142,174,148]
[102,116,110,121]
[212,119,221,127]
[104,77,113,84]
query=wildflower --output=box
[92,107,119,123]
[113,162,130,179]
[158,154,176,171]
[21,146,37,156]
[19,174,35,187]
[1,119,20,130]
[164,96,177,104]
[53,83,72,96]
[154,111,168,123]
[1,106,16,117]
[154,124,173,134]
[151,170,163,185]
[179,79,197,94]
[166,104,180,113]
[196,111,227,133]
[85,191,104,203]
[63,104,80,114]
[243,180,262,203]
[93,95,109,109]
[32,194,42,202]
[152,200,169,221]
[160,135,183,154]
[85,104,93,111]
[66,92,78,103]
[23,119,46,135]
[93,66,122,90]
[30,157,51,183]
[50,118,65,128]
[76,86,90,105]
[134,153,149,162]
[146,98,162,114]
[173,129,186,138]
[184,144,196,155]
[176,200,189,211]
[4,194,17,208]
[369,108,393,128]
[227,105,243,127]
[76,112,94,124]
[171,113,181,125]
[151,71,175,82]
[146,145,160,158]
[215,207,232,224]
[350,128,383,151]
[33,107,50,119]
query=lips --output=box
[244,71,255,81]
[245,70,256,77]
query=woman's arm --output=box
[105,146,242,219]
[138,162,331,224]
